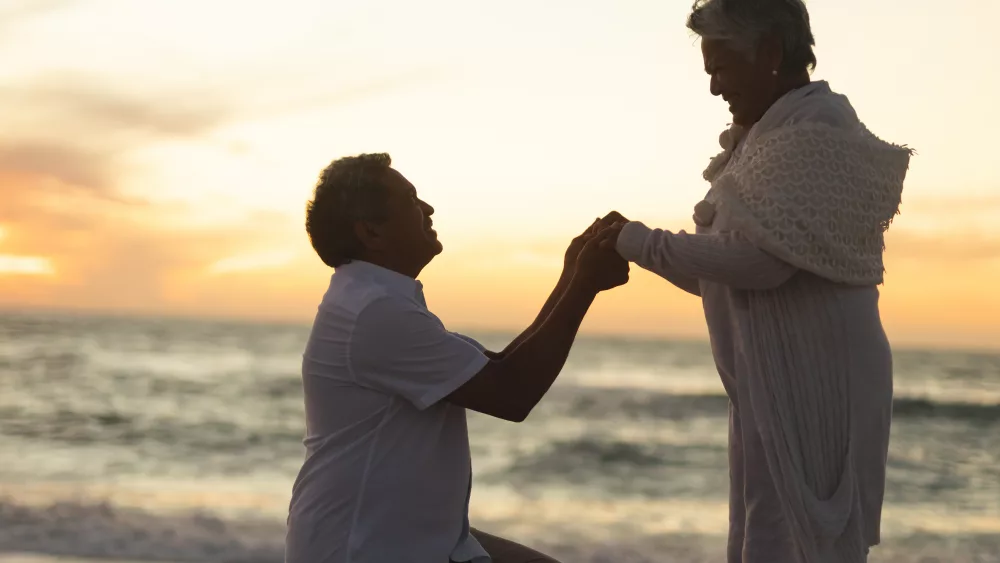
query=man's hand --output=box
[563,218,602,273]
[574,226,630,292]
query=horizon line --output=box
[2,305,998,356]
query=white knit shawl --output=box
[702,82,913,285]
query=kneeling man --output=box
[285,153,628,563]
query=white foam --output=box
[0,498,282,563]
[2,498,997,563]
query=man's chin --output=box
[425,230,443,252]
[420,237,443,260]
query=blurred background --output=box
[1,0,998,562]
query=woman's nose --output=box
[710,75,721,97]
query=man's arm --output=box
[447,228,628,422]
[487,271,571,360]
[446,276,596,422]
[486,219,600,359]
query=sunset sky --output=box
[1,0,998,350]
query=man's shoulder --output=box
[317,283,428,345]
[305,283,413,375]
[321,273,406,314]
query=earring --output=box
[772,69,778,76]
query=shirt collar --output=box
[336,260,426,305]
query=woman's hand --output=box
[597,221,627,252]
[599,211,629,227]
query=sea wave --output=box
[0,405,306,458]
[0,497,693,563]
[558,387,1000,423]
[1,389,996,463]
[1,498,997,563]
[0,498,284,563]
[489,430,1000,506]
[486,437,730,499]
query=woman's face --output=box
[701,38,780,127]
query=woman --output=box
[602,1,911,562]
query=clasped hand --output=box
[563,211,631,291]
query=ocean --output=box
[1,311,998,562]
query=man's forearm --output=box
[493,279,595,419]
[495,271,571,357]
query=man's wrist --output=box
[565,273,600,300]
[557,268,574,287]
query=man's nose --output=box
[710,76,721,97]
[420,200,434,215]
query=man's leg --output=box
[469,528,561,563]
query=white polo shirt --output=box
[285,260,492,563]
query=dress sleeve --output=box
[616,221,797,290]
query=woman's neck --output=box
[774,73,812,103]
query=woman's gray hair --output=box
[687,0,817,74]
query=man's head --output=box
[305,153,442,277]
[688,0,816,127]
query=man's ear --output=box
[353,220,384,252]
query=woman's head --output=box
[688,0,816,127]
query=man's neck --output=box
[356,254,424,279]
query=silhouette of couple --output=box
[285,1,910,562]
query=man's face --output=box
[372,168,442,268]
[702,38,777,128]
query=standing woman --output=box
[602,0,912,561]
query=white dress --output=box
[616,82,908,563]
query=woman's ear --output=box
[757,34,784,74]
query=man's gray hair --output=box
[687,0,817,74]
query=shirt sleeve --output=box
[349,296,490,410]
[616,220,797,290]
[450,333,487,352]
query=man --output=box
[285,153,629,563]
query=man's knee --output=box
[469,528,561,563]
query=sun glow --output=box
[0,254,55,275]
[0,0,997,349]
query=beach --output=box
[1,311,998,562]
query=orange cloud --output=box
[0,33,996,351]
[4,155,999,352]
[0,167,310,316]
[0,62,461,320]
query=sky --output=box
[0,0,998,350]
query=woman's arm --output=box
[615,221,797,290]
[652,263,702,296]
[598,212,701,297]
